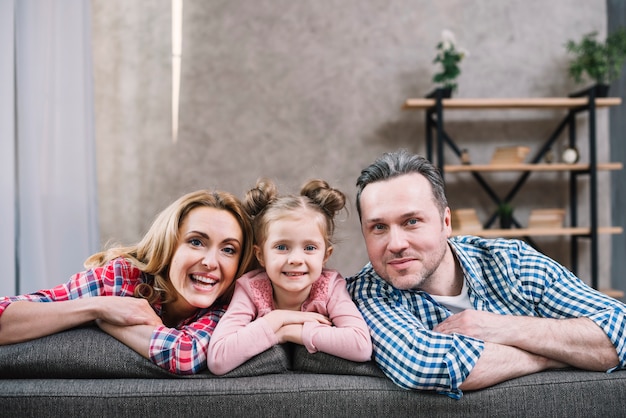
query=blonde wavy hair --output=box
[85,190,254,306]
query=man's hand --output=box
[434,310,512,344]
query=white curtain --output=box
[0,0,99,295]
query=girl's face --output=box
[168,206,243,317]
[255,210,332,305]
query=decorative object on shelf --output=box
[460,148,471,165]
[528,208,565,229]
[544,148,554,164]
[565,28,626,97]
[497,203,514,229]
[451,208,482,231]
[432,29,468,94]
[490,146,531,165]
[561,146,580,164]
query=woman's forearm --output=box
[0,299,98,344]
[0,296,161,345]
[96,320,153,358]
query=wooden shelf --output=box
[451,226,623,238]
[404,97,622,110]
[412,92,624,290]
[445,162,623,172]
[600,288,625,299]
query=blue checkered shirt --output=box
[346,235,626,399]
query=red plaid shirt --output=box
[0,257,225,374]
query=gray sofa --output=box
[1,326,626,417]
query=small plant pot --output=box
[594,83,610,97]
[499,214,513,229]
[426,87,453,99]
[498,204,514,229]
[570,83,610,98]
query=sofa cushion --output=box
[3,370,626,417]
[291,344,385,377]
[0,325,290,379]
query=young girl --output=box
[0,190,255,375]
[207,179,372,375]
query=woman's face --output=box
[168,206,243,316]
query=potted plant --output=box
[497,202,514,229]
[432,29,468,96]
[565,28,626,96]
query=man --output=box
[346,149,626,399]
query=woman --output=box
[0,189,254,374]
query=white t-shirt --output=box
[429,279,473,314]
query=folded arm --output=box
[100,310,219,375]
[208,302,330,375]
[0,297,161,345]
[459,341,566,391]
[435,311,619,371]
[300,280,373,362]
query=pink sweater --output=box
[207,268,372,375]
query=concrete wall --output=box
[92,1,613,287]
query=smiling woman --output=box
[0,189,255,375]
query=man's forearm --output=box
[460,341,564,391]
[435,311,619,371]
[509,316,618,370]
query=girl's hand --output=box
[262,310,331,332]
[275,324,304,344]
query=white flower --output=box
[441,29,457,50]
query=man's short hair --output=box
[355,149,448,220]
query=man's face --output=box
[359,173,452,291]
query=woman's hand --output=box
[93,297,164,360]
[93,296,162,327]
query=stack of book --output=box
[451,208,483,231]
[490,146,531,165]
[528,208,566,229]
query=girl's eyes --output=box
[273,244,318,251]
[222,246,238,256]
